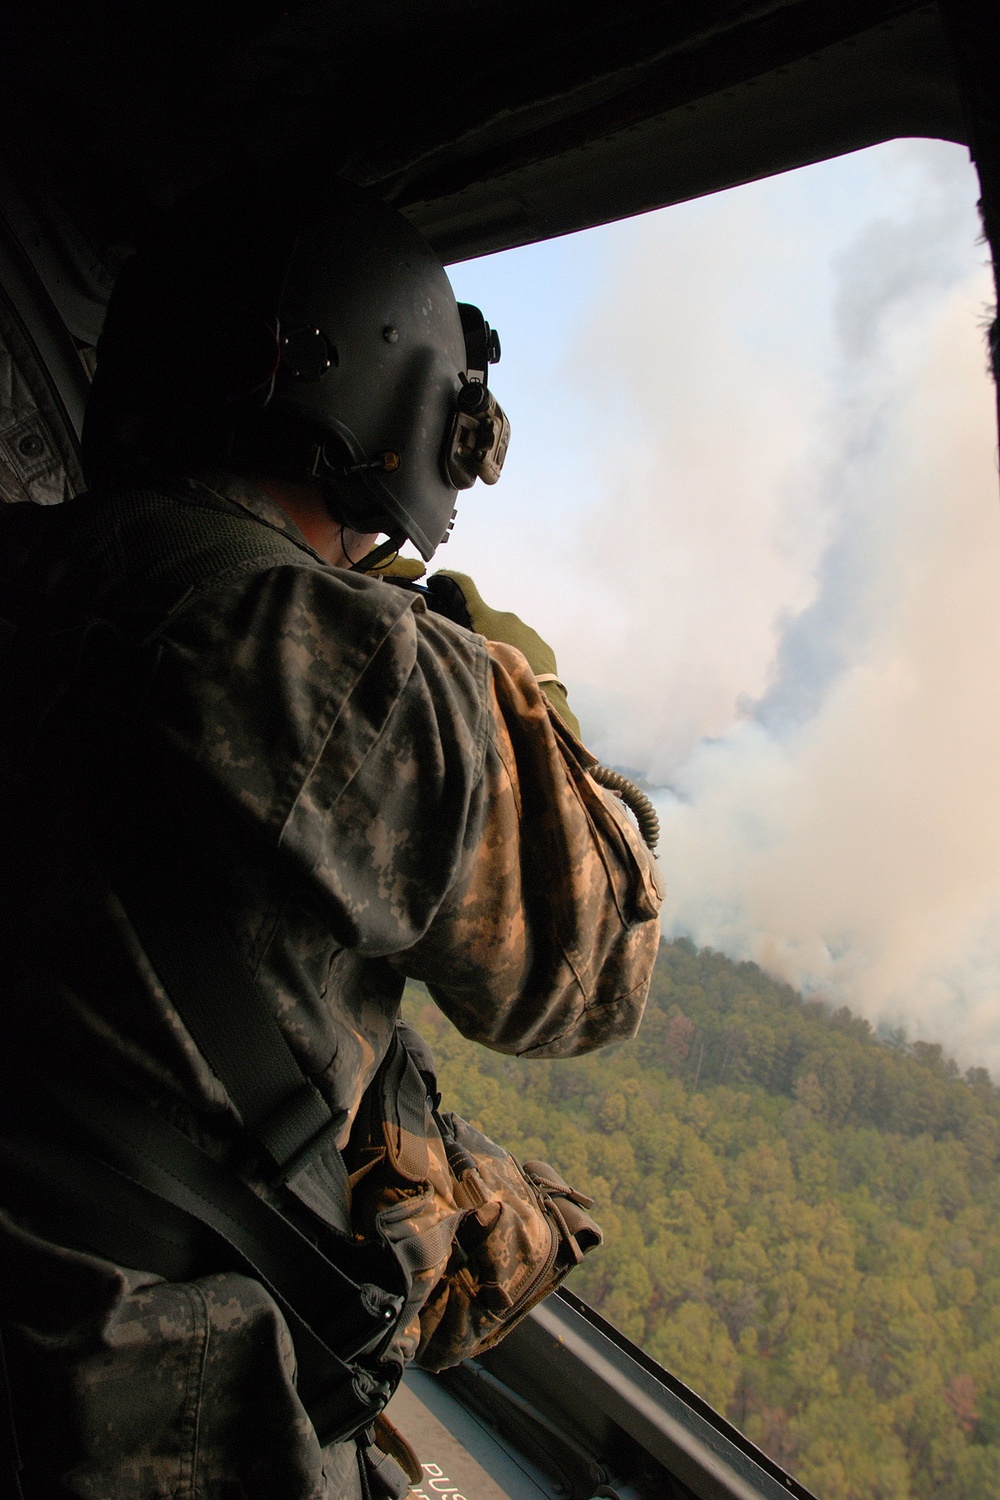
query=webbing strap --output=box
[113,813,347,1187]
[0,1327,25,1500]
[0,1066,403,1446]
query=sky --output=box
[431,137,1000,1075]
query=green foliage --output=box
[403,939,1000,1500]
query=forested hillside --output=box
[403,939,1000,1500]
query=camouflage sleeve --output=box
[392,635,663,1058]
[147,561,659,1064]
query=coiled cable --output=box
[589,765,660,853]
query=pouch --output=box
[346,1023,602,1373]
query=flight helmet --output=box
[83,172,508,559]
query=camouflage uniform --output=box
[0,472,662,1498]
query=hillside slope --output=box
[403,939,1000,1500]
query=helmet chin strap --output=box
[349,534,407,573]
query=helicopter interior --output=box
[0,4,997,1497]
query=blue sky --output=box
[432,139,1000,1072]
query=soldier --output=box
[0,173,662,1498]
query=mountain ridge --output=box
[403,939,1000,1500]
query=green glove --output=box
[374,554,427,581]
[427,570,581,738]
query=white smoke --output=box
[447,139,1000,1071]
[657,270,1000,1069]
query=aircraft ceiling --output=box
[0,0,973,270]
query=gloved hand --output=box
[426,570,581,738]
[372,553,427,581]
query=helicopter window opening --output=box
[405,135,1000,1500]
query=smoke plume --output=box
[448,140,1000,1070]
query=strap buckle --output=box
[256,1083,347,1185]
